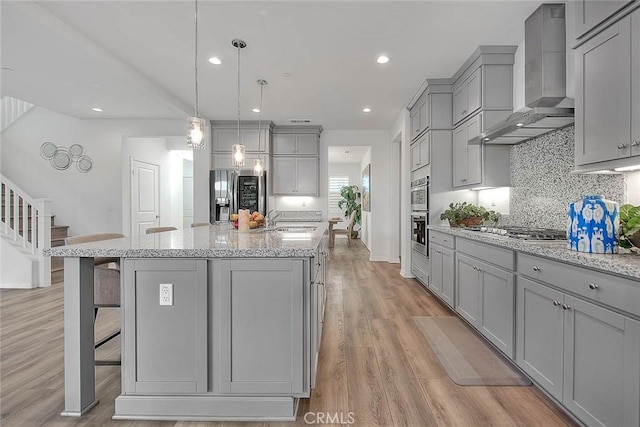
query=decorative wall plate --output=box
[40,142,57,159]
[76,155,93,173]
[69,144,85,158]
[50,147,72,170]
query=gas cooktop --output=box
[466,226,566,240]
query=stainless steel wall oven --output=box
[410,176,429,256]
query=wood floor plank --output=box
[345,347,392,426]
[342,289,373,347]
[387,317,446,379]
[369,319,438,427]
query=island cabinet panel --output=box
[122,259,208,394]
[217,259,305,395]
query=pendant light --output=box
[186,0,206,150]
[231,38,246,169]
[254,79,267,176]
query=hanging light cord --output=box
[257,83,264,153]
[236,41,241,148]
[194,0,199,117]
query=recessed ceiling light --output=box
[208,57,222,65]
[91,107,103,112]
[376,55,389,64]
[252,108,260,113]
[362,107,372,113]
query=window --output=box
[328,175,350,218]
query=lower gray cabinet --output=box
[516,277,564,400]
[216,259,305,395]
[123,259,208,394]
[456,251,515,358]
[517,276,640,427]
[428,243,454,308]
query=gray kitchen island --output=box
[46,223,329,421]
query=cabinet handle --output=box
[562,303,571,310]
[588,283,599,290]
[553,300,560,306]
[618,143,627,149]
[532,266,541,272]
[461,179,468,183]
[632,140,639,147]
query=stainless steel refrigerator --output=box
[210,169,267,222]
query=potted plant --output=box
[337,185,362,238]
[440,202,500,228]
[619,204,640,249]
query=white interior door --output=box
[131,158,159,236]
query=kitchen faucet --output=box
[266,210,282,229]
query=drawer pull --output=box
[553,300,560,306]
[588,283,599,290]
[442,239,447,243]
[562,303,571,310]
[618,143,627,149]
[532,266,541,272]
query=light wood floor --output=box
[1,238,576,426]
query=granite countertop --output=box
[428,225,640,280]
[46,223,328,259]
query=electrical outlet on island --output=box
[159,283,173,306]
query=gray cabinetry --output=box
[450,46,514,189]
[452,114,482,187]
[210,121,272,153]
[410,132,430,171]
[410,92,430,141]
[271,126,322,196]
[273,133,319,156]
[575,8,640,168]
[216,258,305,395]
[517,253,640,427]
[453,67,482,125]
[574,0,635,41]
[122,259,208,394]
[411,248,429,287]
[516,277,564,401]
[517,275,640,427]
[311,232,329,389]
[272,157,319,196]
[455,240,515,358]
[428,243,455,308]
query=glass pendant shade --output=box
[232,144,245,168]
[187,116,206,149]
[253,158,264,176]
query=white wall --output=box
[1,106,182,236]
[389,110,409,272]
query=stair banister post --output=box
[3,182,9,234]
[36,198,52,287]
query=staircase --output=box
[50,219,70,284]
[0,174,60,288]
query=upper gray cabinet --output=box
[409,81,454,141]
[210,121,273,154]
[272,132,320,156]
[575,7,640,166]
[452,68,482,125]
[271,126,322,196]
[450,47,515,189]
[410,91,430,141]
[410,132,430,171]
[574,0,636,41]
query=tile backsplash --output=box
[508,126,626,230]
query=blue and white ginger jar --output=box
[567,195,619,254]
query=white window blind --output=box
[329,175,350,218]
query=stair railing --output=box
[1,174,52,287]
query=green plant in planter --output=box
[619,204,640,249]
[440,202,500,227]
[337,185,362,233]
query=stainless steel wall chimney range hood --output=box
[481,3,574,145]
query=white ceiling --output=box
[328,146,370,164]
[1,1,548,130]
